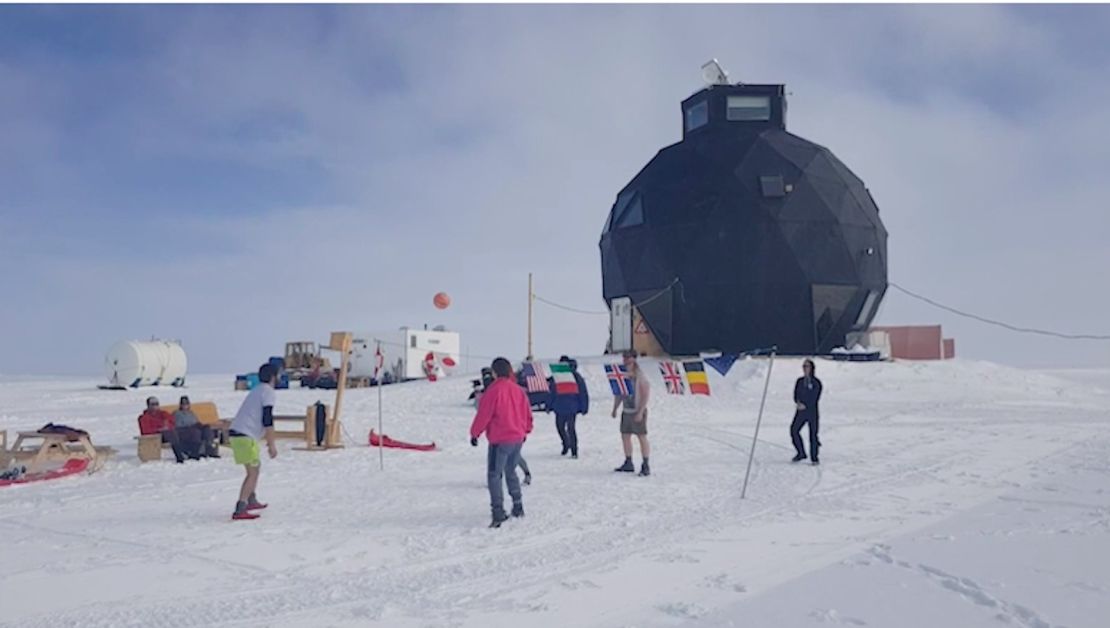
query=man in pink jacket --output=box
[470,357,534,528]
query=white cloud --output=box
[3,5,1110,374]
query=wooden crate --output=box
[136,435,163,462]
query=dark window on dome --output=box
[685,100,708,132]
[727,95,771,121]
[760,175,786,198]
[614,194,644,229]
[605,190,632,234]
[854,290,880,329]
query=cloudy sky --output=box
[2,4,1109,375]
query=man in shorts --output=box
[611,351,651,476]
[228,363,279,520]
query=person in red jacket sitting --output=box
[470,357,534,528]
[138,396,187,463]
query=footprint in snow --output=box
[651,552,700,564]
[699,573,747,593]
[561,579,601,591]
[810,609,868,625]
[656,602,708,619]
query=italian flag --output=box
[549,362,579,395]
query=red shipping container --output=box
[871,325,944,360]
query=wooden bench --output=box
[2,430,115,474]
[135,403,336,461]
[275,404,339,449]
[136,401,228,463]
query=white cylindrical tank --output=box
[162,342,188,386]
[103,340,188,388]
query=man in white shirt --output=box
[228,364,279,520]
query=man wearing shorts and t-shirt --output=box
[228,363,279,520]
[611,351,651,477]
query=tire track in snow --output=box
[868,544,1059,628]
[5,442,819,628]
[19,399,1020,628]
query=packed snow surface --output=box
[1,359,1107,627]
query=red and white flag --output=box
[373,343,384,380]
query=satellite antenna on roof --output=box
[700,59,730,86]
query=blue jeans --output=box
[487,441,523,515]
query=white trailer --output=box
[348,328,461,381]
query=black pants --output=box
[176,425,218,459]
[555,414,578,455]
[790,412,819,460]
[161,429,187,463]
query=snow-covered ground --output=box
[1,359,1107,628]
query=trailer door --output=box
[610,297,632,353]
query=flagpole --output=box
[377,340,384,471]
[527,272,534,359]
[741,348,776,500]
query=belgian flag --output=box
[683,361,711,396]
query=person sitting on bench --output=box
[173,396,219,459]
[138,396,188,463]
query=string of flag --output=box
[519,347,774,403]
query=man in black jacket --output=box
[790,359,823,465]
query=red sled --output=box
[0,458,90,488]
[368,430,437,452]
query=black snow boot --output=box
[811,458,820,466]
[490,510,510,528]
[511,503,525,518]
[614,457,635,473]
[791,453,807,463]
[638,459,651,477]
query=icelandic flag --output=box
[548,362,579,395]
[659,361,685,395]
[521,362,549,393]
[704,354,739,377]
[604,363,631,397]
[682,361,711,396]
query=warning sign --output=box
[634,320,650,335]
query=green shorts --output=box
[229,436,260,466]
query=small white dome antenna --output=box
[700,59,730,86]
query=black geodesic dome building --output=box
[600,82,888,356]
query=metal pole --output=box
[741,349,776,500]
[527,272,534,359]
[377,340,384,471]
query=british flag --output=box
[659,361,685,395]
[520,361,549,393]
[604,363,631,396]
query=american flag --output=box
[520,362,549,393]
[659,361,685,395]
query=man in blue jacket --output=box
[547,356,589,458]
[790,359,823,465]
